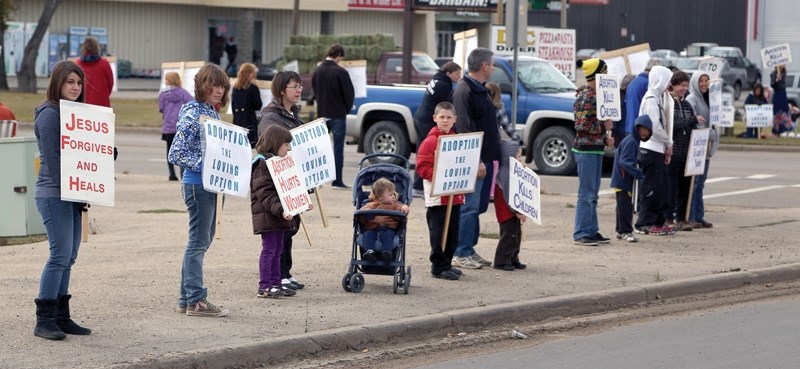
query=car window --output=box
[384,58,402,73]
[742,58,753,68]
[786,74,796,89]
[490,66,512,85]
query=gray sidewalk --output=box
[2,173,800,368]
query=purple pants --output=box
[259,231,285,290]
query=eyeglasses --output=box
[286,85,303,90]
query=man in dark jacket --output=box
[451,47,500,269]
[312,44,355,189]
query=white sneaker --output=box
[452,256,482,269]
[472,253,492,266]
[617,233,639,242]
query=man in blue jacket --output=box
[611,114,652,243]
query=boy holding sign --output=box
[416,102,465,281]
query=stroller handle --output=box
[358,153,410,170]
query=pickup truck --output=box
[346,55,582,176]
[302,51,439,100]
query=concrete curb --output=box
[109,262,800,369]
[717,143,800,152]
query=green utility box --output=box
[0,137,45,237]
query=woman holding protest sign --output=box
[258,71,307,291]
[232,63,263,146]
[168,64,231,317]
[770,65,793,137]
[32,61,92,340]
[686,72,717,229]
[665,71,700,232]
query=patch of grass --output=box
[654,269,665,282]
[0,234,47,246]
[719,121,800,146]
[565,203,575,208]
[137,208,186,214]
[480,232,500,239]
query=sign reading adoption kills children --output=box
[685,128,710,177]
[596,74,621,120]
[508,157,542,225]
[745,104,773,128]
[430,132,483,197]
[266,152,312,216]
[290,118,335,189]
[761,43,792,69]
[201,116,252,198]
[709,79,723,126]
[59,100,115,207]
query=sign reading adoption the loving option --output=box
[290,118,336,189]
[745,104,773,128]
[596,74,621,120]
[508,157,541,225]
[709,79,723,126]
[430,132,483,197]
[201,116,252,198]
[761,43,792,69]
[266,152,311,216]
[685,128,710,177]
[59,100,115,207]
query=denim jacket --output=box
[168,100,219,172]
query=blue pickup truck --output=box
[346,55,581,175]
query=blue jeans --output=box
[179,184,217,306]
[455,161,494,257]
[573,152,603,240]
[326,118,346,185]
[363,227,396,252]
[36,198,83,300]
[689,159,710,222]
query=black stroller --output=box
[342,154,413,294]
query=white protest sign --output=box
[603,56,627,78]
[201,116,252,198]
[685,128,710,177]
[720,105,735,128]
[282,60,299,73]
[596,74,621,120]
[161,61,205,97]
[59,100,115,207]
[290,118,336,189]
[341,60,367,99]
[761,43,792,69]
[430,132,483,197]
[697,57,724,81]
[626,49,651,75]
[709,79,723,126]
[266,152,312,216]
[508,157,541,225]
[745,104,773,127]
[453,29,479,78]
[491,25,577,80]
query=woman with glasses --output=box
[257,71,307,291]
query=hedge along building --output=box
[12,0,438,76]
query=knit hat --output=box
[576,58,607,81]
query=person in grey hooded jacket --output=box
[685,72,717,229]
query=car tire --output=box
[532,126,576,176]
[363,120,411,165]
[734,81,742,101]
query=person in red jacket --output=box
[76,37,114,107]
[415,101,465,281]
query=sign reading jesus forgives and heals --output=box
[430,132,483,197]
[201,116,252,198]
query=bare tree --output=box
[0,0,17,90]
[17,0,63,93]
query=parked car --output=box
[683,42,719,57]
[707,46,761,87]
[302,51,438,100]
[651,49,680,68]
[785,71,800,106]
[576,48,605,60]
[347,56,590,175]
[676,57,747,100]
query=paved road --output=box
[415,294,800,369]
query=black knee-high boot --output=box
[56,294,92,335]
[34,299,66,340]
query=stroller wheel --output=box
[350,273,365,293]
[342,273,353,292]
[403,266,411,295]
[392,273,399,294]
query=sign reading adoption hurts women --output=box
[761,43,792,69]
[744,104,773,128]
[709,79,723,126]
[508,157,541,225]
[290,118,336,190]
[430,132,483,197]
[684,128,710,177]
[596,74,621,120]
[266,152,312,216]
[201,116,252,198]
[59,100,115,207]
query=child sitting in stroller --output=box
[359,177,410,263]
